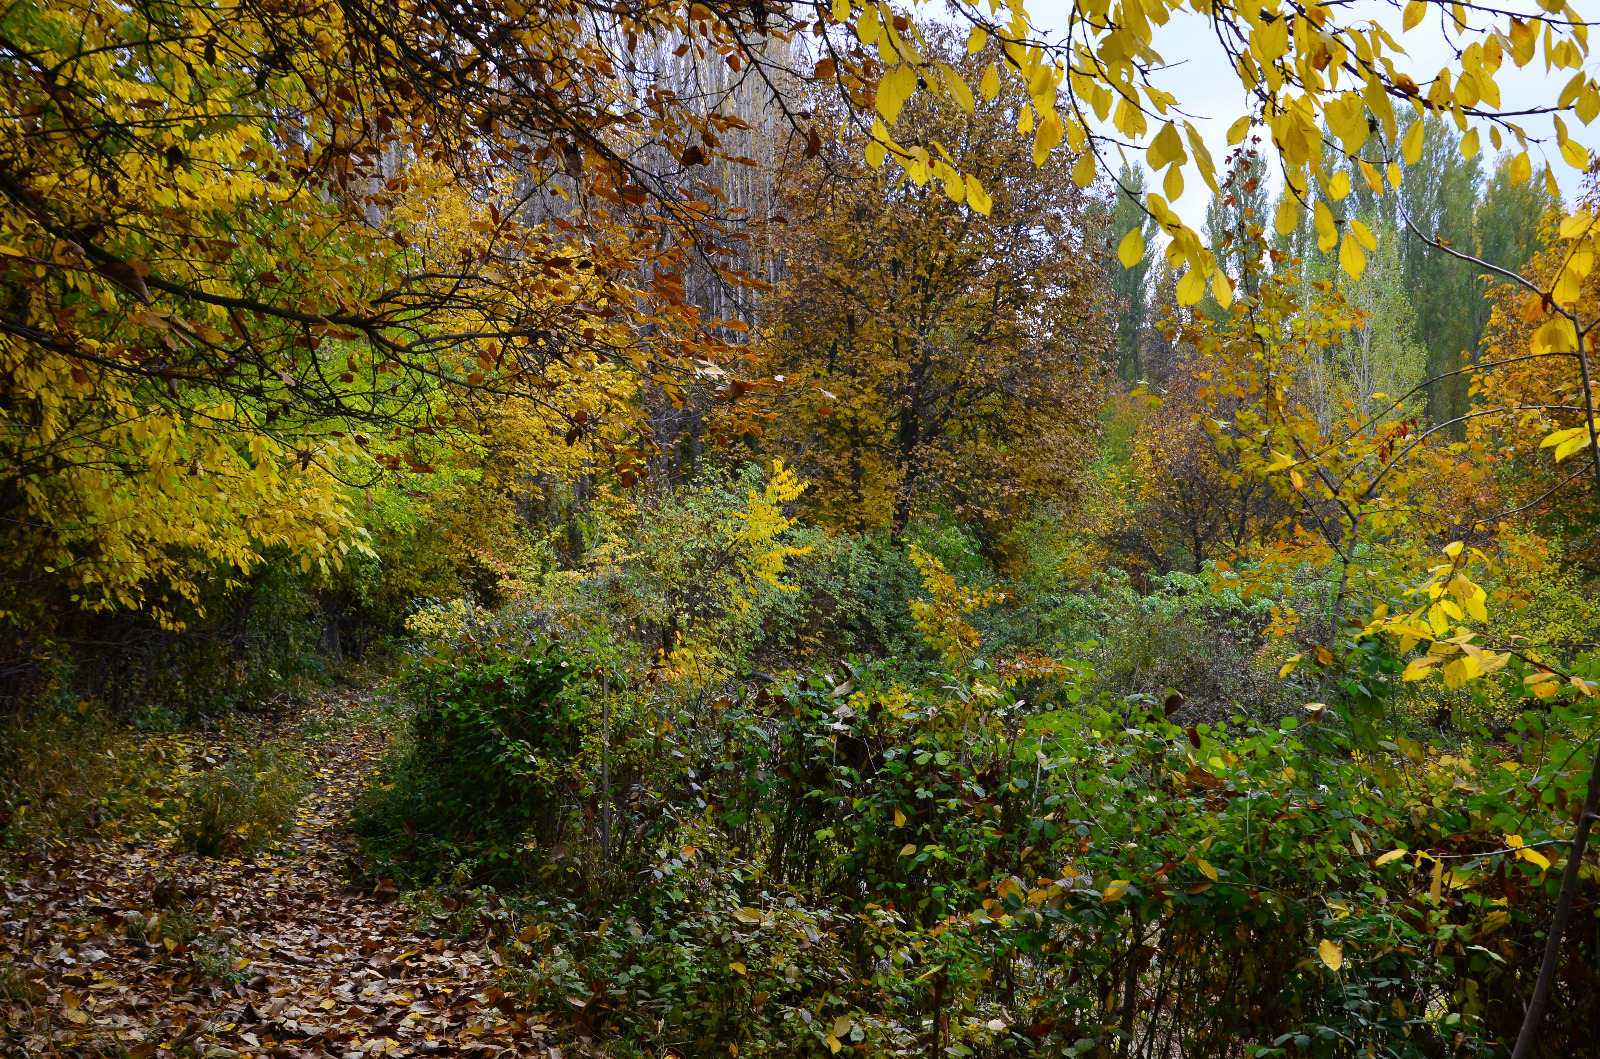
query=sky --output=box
[1015,0,1595,231]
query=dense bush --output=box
[362,631,1600,1058]
[755,527,924,665]
[349,470,1600,1058]
[353,621,589,884]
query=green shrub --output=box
[755,527,923,665]
[177,745,307,857]
[353,628,587,884]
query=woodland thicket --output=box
[4,0,1600,1057]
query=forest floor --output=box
[0,692,559,1059]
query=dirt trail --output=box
[1,715,556,1059]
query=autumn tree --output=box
[1467,179,1600,561]
[761,38,1108,545]
[0,0,845,620]
[1112,362,1287,576]
[1203,146,1271,299]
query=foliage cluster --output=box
[359,522,1600,1057]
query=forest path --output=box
[1,697,556,1059]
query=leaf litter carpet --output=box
[1,720,556,1058]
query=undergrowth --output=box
[176,744,309,857]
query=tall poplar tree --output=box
[1108,162,1158,382]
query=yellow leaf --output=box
[1339,231,1367,279]
[942,65,974,115]
[1376,848,1408,866]
[1521,848,1551,870]
[979,64,999,100]
[1033,110,1063,166]
[900,843,917,856]
[1553,431,1593,463]
[1102,879,1130,902]
[1147,121,1185,172]
[1358,158,1383,194]
[1562,138,1589,170]
[1118,227,1146,268]
[827,1034,842,1054]
[1198,858,1218,881]
[1072,151,1096,188]
[831,0,850,21]
[1227,115,1252,145]
[1350,218,1377,251]
[855,3,879,44]
[729,961,746,975]
[1508,150,1532,185]
[875,64,916,124]
[1532,318,1578,353]
[1442,655,1478,689]
[1327,170,1350,201]
[966,24,987,54]
[1461,127,1480,159]
[1403,0,1426,30]
[966,173,992,215]
[1551,264,1582,311]
[1430,857,1443,904]
[1163,163,1184,202]
[1213,270,1234,308]
[1279,653,1301,677]
[1558,212,1595,239]
[1318,938,1344,971]
[1402,656,1440,681]
[893,808,907,827]
[1175,266,1205,305]
[1443,540,1464,559]
[1402,120,1425,165]
[1313,200,1337,252]
[1274,194,1300,236]
[941,166,966,203]
[1540,426,1586,450]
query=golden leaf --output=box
[1118,228,1146,269]
[1402,120,1426,164]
